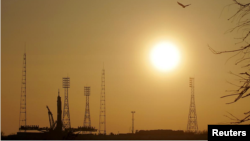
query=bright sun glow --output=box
[150,42,180,71]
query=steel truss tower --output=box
[19,51,27,131]
[187,77,198,132]
[131,111,135,134]
[99,67,106,135]
[84,86,91,127]
[62,77,71,129]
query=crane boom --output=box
[46,106,55,129]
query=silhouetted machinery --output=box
[47,106,55,131]
[19,90,97,134]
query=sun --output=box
[150,42,180,71]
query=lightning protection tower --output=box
[131,111,135,134]
[83,86,91,128]
[62,77,71,129]
[187,77,198,133]
[19,51,27,131]
[99,66,106,135]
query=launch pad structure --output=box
[99,67,106,135]
[16,51,202,139]
[84,86,91,128]
[18,89,97,139]
[17,52,97,139]
[62,77,71,129]
[19,51,27,132]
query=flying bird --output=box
[177,2,191,8]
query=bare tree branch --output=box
[208,44,250,54]
[212,0,250,124]
[227,111,240,120]
[224,115,237,120]
[244,111,250,114]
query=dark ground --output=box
[1,130,208,140]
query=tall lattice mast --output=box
[84,86,91,127]
[19,51,27,131]
[62,77,71,129]
[187,77,198,132]
[99,66,106,135]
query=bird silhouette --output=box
[177,2,191,8]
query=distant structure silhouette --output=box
[177,2,191,8]
[83,86,91,129]
[19,51,27,132]
[99,66,106,135]
[131,111,135,134]
[53,89,63,133]
[45,89,63,133]
[18,89,97,139]
[62,77,71,129]
[187,77,198,132]
[46,106,54,130]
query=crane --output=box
[47,106,56,130]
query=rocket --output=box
[54,89,62,132]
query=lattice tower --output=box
[99,67,106,134]
[187,77,198,133]
[62,77,71,129]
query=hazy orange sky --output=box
[1,0,250,135]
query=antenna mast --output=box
[99,66,106,135]
[187,77,198,132]
[131,111,135,134]
[19,51,27,131]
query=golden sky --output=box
[1,0,250,135]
